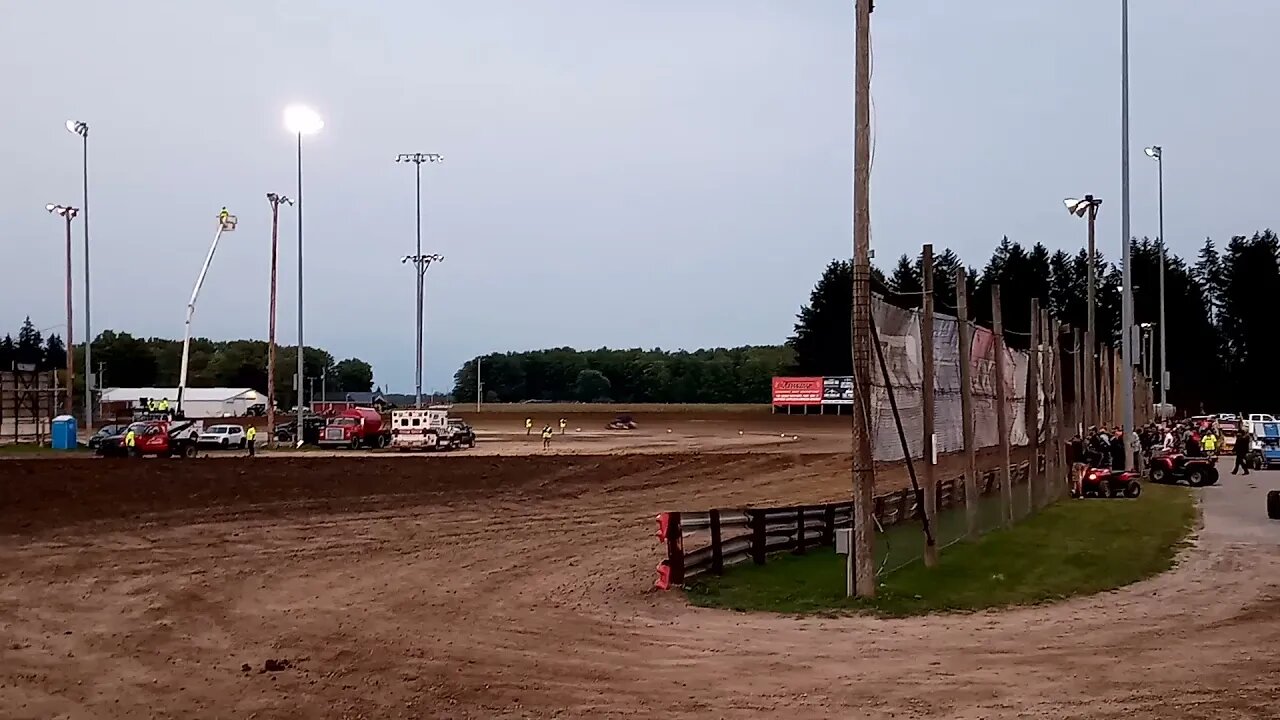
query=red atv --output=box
[1148,453,1219,487]
[1074,467,1142,499]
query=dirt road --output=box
[1,445,1278,718]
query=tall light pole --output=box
[284,104,323,444]
[45,204,79,416]
[1144,145,1167,407]
[65,120,91,430]
[395,153,444,409]
[1065,195,1102,429]
[401,253,445,407]
[265,193,293,446]
[1120,0,1136,464]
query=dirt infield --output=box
[2,416,1279,718]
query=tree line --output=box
[451,346,793,404]
[452,231,1277,411]
[1,321,375,406]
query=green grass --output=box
[687,484,1198,617]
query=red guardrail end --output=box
[655,512,670,542]
[654,561,672,591]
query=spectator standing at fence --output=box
[559,418,567,435]
[246,426,257,457]
[541,424,553,450]
[525,417,533,436]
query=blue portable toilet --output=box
[51,415,78,450]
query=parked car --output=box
[198,424,247,449]
[87,424,128,450]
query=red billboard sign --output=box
[771,377,823,405]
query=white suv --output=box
[198,424,247,448]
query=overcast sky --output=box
[3,1,1278,392]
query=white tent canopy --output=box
[100,387,262,418]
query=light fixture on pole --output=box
[1065,195,1102,430]
[283,104,323,445]
[400,253,445,407]
[1144,145,1168,406]
[45,204,80,416]
[64,120,92,430]
[395,153,444,410]
[265,192,293,447]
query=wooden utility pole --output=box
[1027,298,1041,513]
[921,245,938,567]
[1054,320,1068,500]
[956,269,978,537]
[992,284,1013,527]
[1073,328,1084,436]
[848,0,877,598]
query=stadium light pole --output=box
[265,192,293,447]
[400,253,445,408]
[284,104,323,444]
[45,204,80,416]
[1144,145,1167,407]
[65,120,92,430]
[1120,0,1136,467]
[1065,195,1102,429]
[395,153,444,411]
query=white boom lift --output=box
[176,209,236,415]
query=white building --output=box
[100,387,263,418]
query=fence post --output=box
[992,283,1013,527]
[1027,297,1041,516]
[665,512,685,586]
[921,244,939,566]
[750,510,766,565]
[823,505,836,547]
[795,507,806,555]
[956,268,979,538]
[709,509,724,574]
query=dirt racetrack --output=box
[2,428,1280,718]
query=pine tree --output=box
[1193,237,1224,325]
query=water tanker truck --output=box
[317,407,391,449]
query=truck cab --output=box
[318,407,389,449]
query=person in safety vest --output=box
[1201,431,1218,457]
[158,398,170,415]
[541,424,553,450]
[525,417,533,436]
[125,427,138,457]
[559,418,567,435]
[246,425,258,456]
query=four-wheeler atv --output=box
[1073,467,1143,499]
[1148,453,1220,487]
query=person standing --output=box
[1201,430,1218,457]
[525,417,533,436]
[124,427,138,458]
[541,424,553,450]
[559,418,567,435]
[246,425,257,457]
[1232,428,1252,476]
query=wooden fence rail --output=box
[655,456,1041,589]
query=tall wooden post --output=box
[1027,298,1041,514]
[921,245,938,567]
[848,0,877,598]
[992,284,1013,527]
[956,269,978,537]
[1073,327,1084,435]
[1053,319,1068,500]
